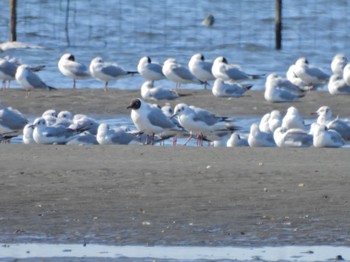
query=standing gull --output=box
[188,53,215,88]
[127,98,181,144]
[15,64,56,96]
[331,54,347,76]
[58,53,91,88]
[90,57,137,91]
[212,56,262,82]
[171,103,236,146]
[162,58,204,89]
[137,56,165,82]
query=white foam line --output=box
[1,243,349,261]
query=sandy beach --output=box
[0,88,350,247]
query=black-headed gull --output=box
[212,78,252,97]
[331,54,347,76]
[282,106,307,130]
[226,133,248,147]
[273,127,312,148]
[327,74,350,95]
[162,58,204,88]
[171,103,236,146]
[188,53,215,88]
[265,73,305,102]
[58,53,91,88]
[212,56,262,82]
[140,81,187,101]
[89,57,137,91]
[127,98,181,144]
[96,123,136,145]
[137,56,165,82]
[311,124,345,148]
[248,123,275,147]
[31,117,76,144]
[313,105,350,140]
[292,57,329,86]
[15,64,55,96]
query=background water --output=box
[1,0,350,90]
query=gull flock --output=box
[0,53,349,148]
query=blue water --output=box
[1,0,350,90]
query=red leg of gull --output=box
[172,136,177,146]
[104,81,109,92]
[73,79,76,88]
[183,133,193,146]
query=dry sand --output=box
[0,88,349,246]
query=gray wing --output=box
[66,62,90,77]
[328,120,350,139]
[101,64,128,78]
[150,88,178,100]
[44,126,75,138]
[306,66,330,80]
[67,132,98,145]
[173,66,196,80]
[276,89,299,101]
[193,110,224,126]
[224,85,242,96]
[0,60,17,77]
[279,79,303,93]
[0,108,28,130]
[285,131,312,146]
[226,67,250,80]
[27,71,48,89]
[148,63,164,75]
[147,108,175,129]
[110,129,135,144]
[202,61,213,74]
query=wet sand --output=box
[0,88,350,246]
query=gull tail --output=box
[30,65,46,72]
[250,74,265,80]
[127,71,139,76]
[242,84,253,90]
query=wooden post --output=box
[9,0,17,42]
[275,0,282,50]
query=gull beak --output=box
[170,113,178,119]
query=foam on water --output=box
[1,243,349,261]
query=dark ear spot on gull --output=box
[127,99,141,110]
[68,54,75,61]
[147,56,151,63]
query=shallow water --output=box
[1,1,350,90]
[1,243,349,261]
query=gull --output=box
[188,53,215,88]
[281,106,307,130]
[0,105,28,134]
[327,74,350,95]
[137,56,165,81]
[42,109,58,126]
[0,57,45,89]
[127,98,181,144]
[96,123,135,145]
[212,79,252,97]
[68,114,99,135]
[259,113,271,134]
[248,123,276,147]
[162,58,204,88]
[313,105,350,140]
[171,103,236,146]
[140,81,188,101]
[268,110,282,133]
[15,64,56,96]
[31,117,76,144]
[264,73,305,102]
[58,53,91,88]
[90,57,138,91]
[202,14,215,27]
[66,131,98,145]
[311,124,345,148]
[331,54,347,76]
[226,133,248,147]
[273,127,312,148]
[342,62,350,86]
[212,56,262,82]
[292,57,329,86]
[22,123,35,144]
